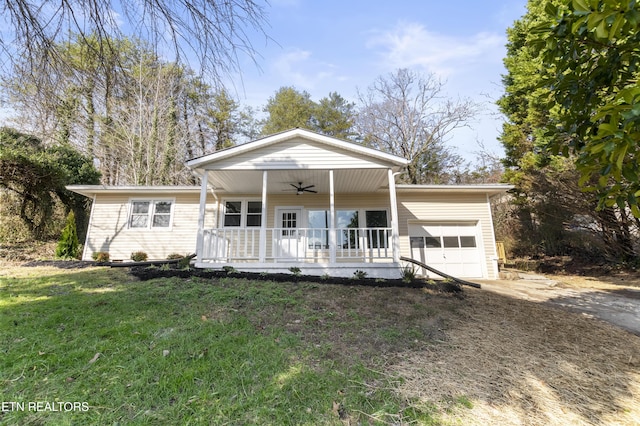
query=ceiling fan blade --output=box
[305,189,318,193]
[301,184,315,191]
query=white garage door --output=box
[408,223,483,278]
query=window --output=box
[247,201,262,227]
[365,210,388,248]
[223,200,262,227]
[460,236,477,248]
[223,201,242,227]
[129,200,173,229]
[306,209,388,249]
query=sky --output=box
[228,0,528,162]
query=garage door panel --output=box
[408,222,484,278]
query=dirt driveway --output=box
[477,272,640,336]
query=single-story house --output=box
[67,128,511,279]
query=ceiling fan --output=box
[289,182,317,195]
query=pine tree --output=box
[56,211,80,259]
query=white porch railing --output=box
[202,227,393,263]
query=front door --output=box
[275,208,304,260]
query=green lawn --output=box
[0,266,463,425]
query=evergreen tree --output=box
[56,211,80,259]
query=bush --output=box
[55,211,79,259]
[131,251,148,262]
[92,251,110,262]
[288,266,302,276]
[166,253,184,260]
[401,265,416,283]
[352,269,367,280]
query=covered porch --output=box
[193,168,403,278]
[187,129,409,278]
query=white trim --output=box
[388,169,400,263]
[126,198,175,231]
[186,128,409,169]
[220,198,264,228]
[193,261,403,279]
[485,193,500,279]
[259,171,268,262]
[196,172,208,264]
[329,170,336,263]
[82,194,97,260]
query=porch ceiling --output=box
[203,168,389,194]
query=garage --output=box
[408,222,484,278]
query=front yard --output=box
[1,264,639,425]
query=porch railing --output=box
[202,227,392,262]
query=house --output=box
[67,128,511,279]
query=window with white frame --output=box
[129,200,173,229]
[223,200,262,227]
[306,209,388,249]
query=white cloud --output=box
[271,48,342,92]
[367,22,505,78]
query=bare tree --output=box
[355,68,478,184]
[0,0,268,83]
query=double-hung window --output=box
[129,200,173,229]
[223,200,262,227]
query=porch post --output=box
[329,170,336,263]
[259,170,268,262]
[388,168,401,263]
[196,170,209,264]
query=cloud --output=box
[271,47,342,91]
[367,22,505,78]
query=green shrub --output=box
[401,265,416,283]
[222,265,237,274]
[131,251,148,262]
[55,211,79,259]
[166,253,184,260]
[352,269,367,280]
[288,266,302,276]
[92,251,110,262]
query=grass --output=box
[0,266,461,425]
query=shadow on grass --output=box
[1,267,446,425]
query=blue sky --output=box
[230,0,528,162]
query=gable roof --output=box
[186,128,409,171]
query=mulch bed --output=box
[128,265,464,293]
[18,258,463,293]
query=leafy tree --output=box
[206,89,256,151]
[313,92,356,140]
[528,0,640,214]
[261,87,357,139]
[261,87,316,135]
[56,211,80,259]
[499,0,639,261]
[355,68,477,184]
[0,127,100,241]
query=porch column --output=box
[388,168,401,263]
[196,170,209,264]
[259,170,268,262]
[329,170,336,263]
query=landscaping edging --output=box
[128,265,464,293]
